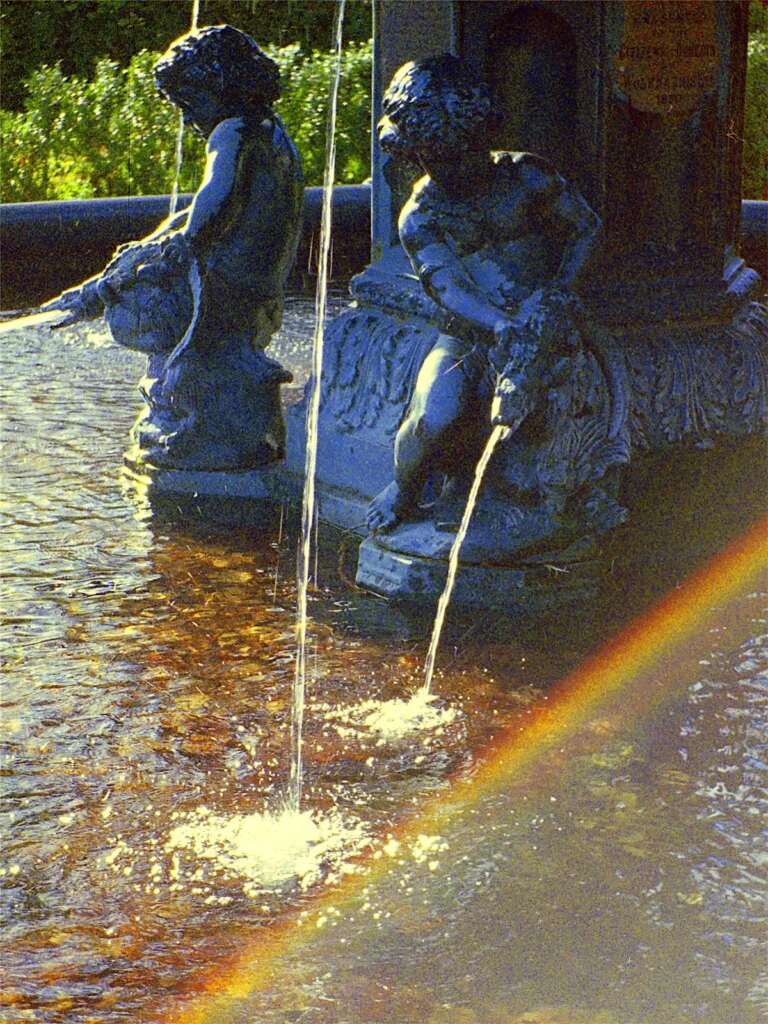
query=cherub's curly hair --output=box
[378,54,501,163]
[154,25,280,115]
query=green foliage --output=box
[749,0,768,35]
[743,22,768,199]
[1,52,203,201]
[268,40,372,186]
[0,42,370,202]
[0,0,372,112]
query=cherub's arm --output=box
[39,141,204,315]
[178,117,244,252]
[42,194,190,320]
[133,118,245,285]
[550,187,601,289]
[400,199,515,341]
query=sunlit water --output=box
[1,310,766,1023]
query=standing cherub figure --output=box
[47,25,304,470]
[366,55,601,532]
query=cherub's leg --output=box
[367,335,476,531]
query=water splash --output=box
[422,424,510,695]
[166,804,370,895]
[326,691,458,744]
[290,0,346,813]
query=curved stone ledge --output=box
[2,190,764,312]
[0,185,372,311]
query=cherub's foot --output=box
[367,481,411,532]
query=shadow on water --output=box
[135,430,767,705]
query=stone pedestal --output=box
[356,534,601,611]
[319,0,766,605]
[453,0,756,323]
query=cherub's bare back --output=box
[201,114,303,303]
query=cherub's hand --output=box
[100,240,158,296]
[524,287,584,340]
[42,278,104,321]
[490,375,525,430]
[41,287,77,313]
[161,231,192,262]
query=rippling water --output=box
[1,310,766,1023]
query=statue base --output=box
[120,248,767,611]
[121,451,300,528]
[356,535,601,609]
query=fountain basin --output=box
[2,311,766,1022]
[0,185,371,311]
[1,191,765,313]
[3,2,767,1015]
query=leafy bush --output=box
[0,41,371,203]
[1,52,201,201]
[272,40,372,187]
[743,26,767,200]
[0,0,373,113]
[2,26,762,203]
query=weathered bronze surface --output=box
[45,26,303,471]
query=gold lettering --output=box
[615,2,717,113]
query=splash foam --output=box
[326,691,458,743]
[167,805,370,895]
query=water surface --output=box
[1,310,766,1023]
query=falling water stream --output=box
[349,424,512,743]
[136,0,353,888]
[290,0,346,813]
[155,0,346,815]
[422,424,511,694]
[161,0,350,879]
[168,0,200,217]
[168,113,185,218]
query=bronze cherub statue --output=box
[47,25,304,471]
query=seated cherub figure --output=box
[366,54,601,531]
[47,25,304,470]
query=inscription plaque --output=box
[614,1,718,115]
